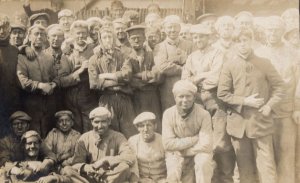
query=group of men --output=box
[0,0,299,182]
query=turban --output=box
[58,9,74,19]
[172,80,197,95]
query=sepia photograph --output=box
[0,0,299,182]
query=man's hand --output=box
[193,73,207,85]
[243,93,264,108]
[259,105,272,117]
[25,46,36,60]
[34,159,53,174]
[38,83,54,95]
[80,60,89,70]
[98,73,117,81]
[293,111,300,125]
[10,167,23,176]
[83,164,97,176]
[102,156,120,168]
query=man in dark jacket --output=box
[0,14,22,138]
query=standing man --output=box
[126,25,162,130]
[0,14,21,137]
[110,0,126,20]
[201,16,236,183]
[23,0,62,24]
[58,9,75,40]
[255,16,300,183]
[218,29,283,183]
[153,15,193,112]
[113,18,131,55]
[57,20,98,133]
[17,25,58,138]
[162,80,214,183]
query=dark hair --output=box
[233,28,253,42]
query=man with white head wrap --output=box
[0,14,22,137]
[162,80,213,183]
[153,15,193,112]
[255,15,300,183]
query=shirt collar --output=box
[166,37,180,46]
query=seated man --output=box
[0,111,56,167]
[44,110,81,168]
[2,131,55,182]
[129,112,167,183]
[162,80,214,183]
[62,107,135,183]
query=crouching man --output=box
[62,107,135,183]
[162,80,214,183]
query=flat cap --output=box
[196,13,217,23]
[126,25,145,35]
[215,16,234,31]
[113,18,127,26]
[10,22,26,31]
[172,80,197,95]
[21,130,41,143]
[190,24,211,34]
[133,112,156,125]
[89,107,112,119]
[58,9,74,19]
[55,110,74,120]
[29,13,50,26]
[9,111,32,123]
[163,15,181,25]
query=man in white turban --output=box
[162,80,214,183]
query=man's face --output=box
[48,30,64,49]
[111,5,124,19]
[147,32,160,49]
[174,91,195,111]
[29,28,46,48]
[286,29,300,46]
[164,23,181,40]
[57,115,73,133]
[113,23,127,40]
[265,27,284,45]
[217,21,234,39]
[10,28,25,46]
[90,24,101,42]
[236,16,253,30]
[24,136,40,158]
[136,121,156,142]
[0,23,10,41]
[101,31,114,49]
[192,33,209,50]
[236,35,252,55]
[202,19,216,33]
[12,120,29,137]
[59,16,75,32]
[179,29,191,40]
[51,1,62,12]
[128,32,145,50]
[33,17,49,28]
[72,27,88,46]
[91,116,111,136]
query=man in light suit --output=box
[217,29,283,183]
